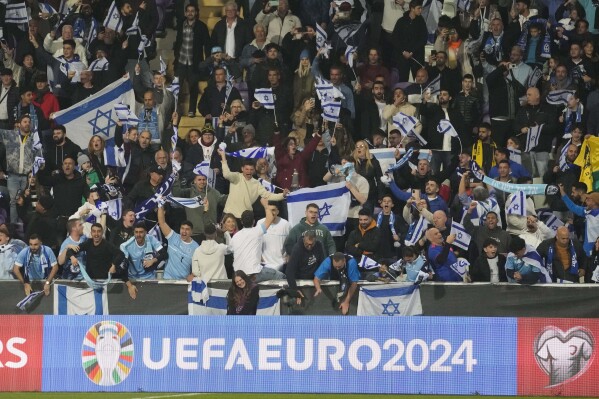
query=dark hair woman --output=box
[226,270,260,315]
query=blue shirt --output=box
[59,235,87,280]
[15,245,57,281]
[163,231,199,280]
[120,235,164,279]
[390,183,449,214]
[488,160,531,179]
[427,244,462,282]
[314,256,361,283]
[505,255,541,282]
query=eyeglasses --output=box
[356,144,366,149]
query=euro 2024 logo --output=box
[534,326,594,387]
[82,321,134,386]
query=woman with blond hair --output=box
[291,96,317,146]
[353,140,383,208]
[292,50,315,109]
[218,98,248,142]
[220,213,238,278]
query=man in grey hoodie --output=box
[284,203,337,256]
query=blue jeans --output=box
[7,174,27,224]
[253,266,286,283]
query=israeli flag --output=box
[16,291,44,312]
[32,156,45,176]
[506,191,526,216]
[528,67,543,88]
[96,198,122,220]
[53,284,108,315]
[190,278,210,303]
[167,195,203,209]
[126,11,140,35]
[424,74,441,96]
[188,287,281,315]
[168,77,180,100]
[254,88,275,109]
[171,126,178,152]
[114,103,139,125]
[5,2,28,25]
[104,145,126,167]
[558,139,572,171]
[522,245,552,283]
[508,148,522,164]
[449,221,471,251]
[226,146,271,159]
[450,258,470,278]
[404,215,428,246]
[287,182,351,236]
[537,209,564,232]
[315,24,327,50]
[546,90,576,106]
[322,101,342,122]
[159,56,167,75]
[52,77,136,150]
[148,223,163,242]
[39,2,58,15]
[103,1,123,32]
[437,119,458,137]
[89,57,109,72]
[359,255,379,270]
[524,124,543,153]
[134,173,176,220]
[345,45,357,68]
[370,148,397,173]
[315,76,345,101]
[357,284,422,316]
[259,178,276,193]
[393,112,427,145]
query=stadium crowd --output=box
[0,0,598,315]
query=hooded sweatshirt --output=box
[284,217,337,256]
[191,239,228,282]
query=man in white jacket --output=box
[191,224,227,282]
[255,0,301,46]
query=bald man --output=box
[514,86,556,177]
[537,226,585,283]
[425,228,463,282]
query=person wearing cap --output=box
[31,73,60,121]
[123,164,167,213]
[184,122,226,189]
[240,24,270,82]
[0,114,42,225]
[250,42,289,92]
[174,2,211,118]
[218,147,287,219]
[211,1,252,59]
[198,66,241,122]
[0,67,20,130]
[255,0,302,46]
[11,85,48,132]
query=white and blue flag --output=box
[16,290,44,312]
[52,77,136,150]
[96,198,123,221]
[166,195,203,209]
[357,284,422,316]
[39,2,58,15]
[159,56,167,75]
[259,178,277,193]
[405,215,428,246]
[287,182,350,237]
[393,112,427,145]
[425,74,441,96]
[104,145,126,167]
[506,191,526,216]
[546,89,576,106]
[359,255,379,270]
[315,24,327,50]
[32,156,45,176]
[537,209,564,232]
[321,101,342,122]
[524,124,543,152]
[168,77,180,102]
[450,258,470,278]
[345,45,357,68]
[254,88,275,109]
[53,284,108,315]
[226,146,272,158]
[437,119,458,137]
[103,1,123,32]
[5,2,28,25]
[126,11,140,35]
[148,223,163,243]
[188,286,280,315]
[315,76,344,101]
[114,103,139,125]
[449,221,471,251]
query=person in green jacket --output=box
[284,203,337,256]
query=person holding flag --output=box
[198,67,241,124]
[383,87,420,139]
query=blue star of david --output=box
[457,232,463,239]
[513,204,519,210]
[88,109,116,137]
[382,299,401,316]
[318,202,332,221]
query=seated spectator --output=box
[470,238,508,282]
[313,252,361,315]
[505,236,544,284]
[191,223,228,282]
[286,230,326,289]
[227,270,260,315]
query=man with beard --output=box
[114,125,159,191]
[383,88,421,144]
[40,125,82,177]
[13,234,57,295]
[471,123,498,174]
[361,81,388,141]
[198,67,241,123]
[426,51,461,97]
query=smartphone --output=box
[270,0,279,7]
[412,189,421,199]
[430,50,437,57]
[509,63,516,69]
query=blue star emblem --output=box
[513,204,519,210]
[382,299,401,316]
[88,109,116,137]
[318,202,332,221]
[457,232,463,239]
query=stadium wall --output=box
[0,315,597,395]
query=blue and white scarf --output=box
[563,104,583,139]
[546,240,579,276]
[377,212,397,237]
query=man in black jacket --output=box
[391,0,428,82]
[360,81,388,141]
[286,231,326,289]
[470,238,507,282]
[537,226,586,283]
[210,1,251,59]
[174,3,211,117]
[0,68,20,130]
[41,125,82,177]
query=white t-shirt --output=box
[487,256,499,283]
[257,217,290,271]
[229,224,266,274]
